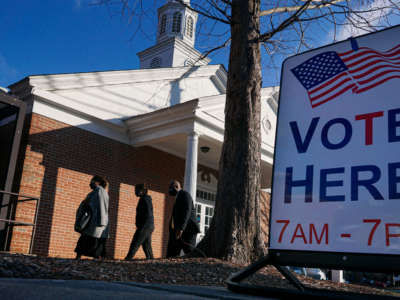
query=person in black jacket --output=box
[125,184,154,260]
[166,180,200,258]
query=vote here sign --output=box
[270,25,400,256]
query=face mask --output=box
[169,188,178,196]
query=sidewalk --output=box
[0,278,275,300]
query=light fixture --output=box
[200,146,210,153]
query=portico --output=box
[124,88,278,205]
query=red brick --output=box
[9,113,270,259]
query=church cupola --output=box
[157,0,196,47]
[137,0,210,69]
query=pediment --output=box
[11,65,227,121]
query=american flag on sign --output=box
[291,42,400,108]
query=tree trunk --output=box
[198,0,266,265]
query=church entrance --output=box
[195,188,215,242]
[195,170,218,244]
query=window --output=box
[196,189,215,202]
[186,16,194,38]
[150,57,162,68]
[195,202,214,238]
[204,206,214,232]
[160,15,167,35]
[196,204,201,224]
[196,189,216,240]
[172,12,182,33]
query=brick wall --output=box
[9,113,271,259]
[10,113,188,259]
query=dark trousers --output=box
[166,229,197,258]
[75,234,107,258]
[125,226,154,259]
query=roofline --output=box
[8,64,227,93]
[9,64,222,85]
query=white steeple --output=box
[137,0,210,69]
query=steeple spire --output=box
[137,0,210,69]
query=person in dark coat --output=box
[166,180,200,258]
[75,175,109,259]
[125,184,154,260]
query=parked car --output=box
[287,267,327,281]
[288,266,307,276]
[306,268,327,280]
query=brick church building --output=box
[1,0,278,259]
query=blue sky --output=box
[0,0,230,88]
[1,0,399,89]
[0,1,152,87]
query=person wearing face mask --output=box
[75,175,109,259]
[166,180,200,258]
[125,183,154,260]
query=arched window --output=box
[160,15,167,35]
[186,16,194,38]
[172,12,182,33]
[150,57,162,68]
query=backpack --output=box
[75,201,92,233]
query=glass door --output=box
[195,188,215,244]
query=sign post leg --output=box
[226,254,399,299]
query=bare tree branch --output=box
[174,0,231,24]
[259,0,314,42]
[198,37,231,61]
[260,0,345,17]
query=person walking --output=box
[166,180,200,258]
[125,183,154,260]
[75,175,109,259]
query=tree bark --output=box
[198,0,266,265]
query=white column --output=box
[331,270,344,283]
[183,131,199,202]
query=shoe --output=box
[124,257,133,261]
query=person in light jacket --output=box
[125,184,154,260]
[75,175,109,259]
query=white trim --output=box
[124,92,276,163]
[11,65,225,92]
[10,69,276,167]
[130,120,194,146]
[32,98,130,145]
[32,89,127,131]
[138,37,211,67]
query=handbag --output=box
[74,201,92,233]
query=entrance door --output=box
[195,188,215,243]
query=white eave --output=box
[124,89,278,164]
[9,65,226,92]
[124,99,200,145]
